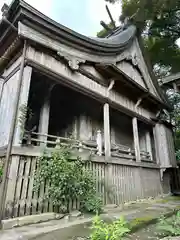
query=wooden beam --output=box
[103,103,111,161]
[173,82,178,92]
[132,117,141,162]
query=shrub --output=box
[156,211,180,237]
[81,194,103,214]
[90,215,130,240]
[34,146,102,213]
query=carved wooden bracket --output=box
[117,51,140,67]
[57,49,86,70]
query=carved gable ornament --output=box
[117,51,140,67]
[126,53,139,66]
[57,49,86,70]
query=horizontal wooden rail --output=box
[23,131,151,161]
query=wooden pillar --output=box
[153,126,160,165]
[38,97,50,145]
[103,103,111,160]
[145,131,153,160]
[132,117,141,162]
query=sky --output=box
[0,0,121,36]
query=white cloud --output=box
[0,0,121,36]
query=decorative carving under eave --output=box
[126,53,139,66]
[156,109,171,123]
[57,49,86,70]
[118,51,140,67]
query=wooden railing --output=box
[23,130,151,161]
[23,130,102,155]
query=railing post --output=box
[132,117,141,162]
[103,103,111,161]
[96,130,102,156]
[26,132,32,145]
[78,142,83,152]
[55,137,61,149]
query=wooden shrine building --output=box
[0,0,177,219]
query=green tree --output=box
[101,0,180,75]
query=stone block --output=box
[18,212,56,226]
[2,212,57,229]
[55,213,65,220]
[1,218,18,230]
[69,210,82,218]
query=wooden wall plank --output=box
[26,157,36,215]
[117,61,147,89]
[4,156,20,218]
[19,157,31,216]
[13,157,24,217]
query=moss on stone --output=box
[155,196,180,204]
[129,215,155,229]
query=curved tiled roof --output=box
[0,0,137,55]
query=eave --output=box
[96,64,168,109]
[137,36,170,109]
[161,72,180,86]
[0,0,136,56]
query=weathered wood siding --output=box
[0,72,19,147]
[3,153,169,218]
[165,127,176,167]
[134,39,160,98]
[0,57,22,147]
[116,39,160,99]
[26,46,155,121]
[116,61,146,89]
[0,62,32,147]
[154,124,176,168]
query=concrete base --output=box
[2,213,58,230]
[0,196,180,240]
